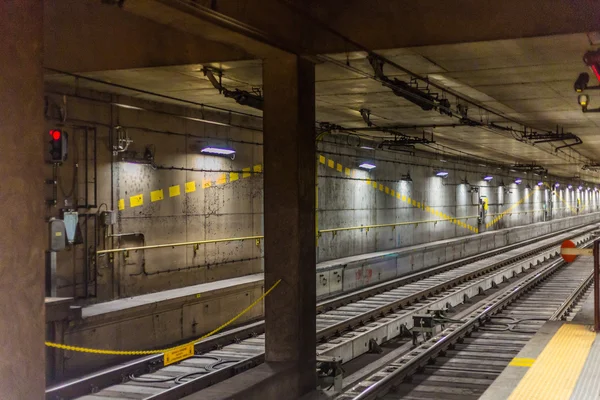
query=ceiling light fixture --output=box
[360,146,375,150]
[359,162,376,170]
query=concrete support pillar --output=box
[263,54,317,397]
[0,1,46,398]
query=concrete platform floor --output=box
[481,291,600,400]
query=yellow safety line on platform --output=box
[509,357,536,367]
[45,279,282,356]
[508,324,595,400]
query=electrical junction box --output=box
[49,218,66,251]
[102,210,116,226]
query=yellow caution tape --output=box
[45,279,282,356]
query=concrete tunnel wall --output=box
[44,83,600,302]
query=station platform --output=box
[481,293,600,400]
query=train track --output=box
[47,224,597,400]
[336,242,595,400]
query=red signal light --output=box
[50,130,61,140]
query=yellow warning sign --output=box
[130,194,143,208]
[150,189,164,202]
[169,185,181,197]
[163,343,194,366]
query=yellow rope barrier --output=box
[45,279,282,355]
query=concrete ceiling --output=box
[45,33,600,181]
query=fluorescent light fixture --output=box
[201,147,236,156]
[483,175,493,181]
[439,159,447,163]
[360,146,375,150]
[537,181,544,186]
[112,103,145,111]
[514,178,522,184]
[359,162,376,170]
[478,164,487,167]
[436,171,449,178]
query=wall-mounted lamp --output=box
[537,181,544,186]
[401,173,413,182]
[435,170,449,178]
[514,178,523,185]
[201,146,236,160]
[483,175,493,181]
[568,184,573,189]
[360,146,375,150]
[579,185,584,190]
[555,182,560,188]
[359,162,376,170]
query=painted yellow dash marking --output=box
[417,202,421,208]
[118,199,125,211]
[202,179,211,189]
[412,200,417,206]
[345,167,351,176]
[327,159,335,168]
[508,324,595,400]
[336,163,343,172]
[130,194,143,208]
[509,358,536,367]
[372,181,377,188]
[379,184,384,191]
[385,187,390,194]
[216,174,227,185]
[230,172,239,182]
[397,193,401,199]
[253,164,262,173]
[366,179,371,185]
[164,344,194,366]
[242,167,251,178]
[150,189,164,202]
[185,181,196,193]
[319,155,326,164]
[402,195,406,201]
[391,190,395,196]
[169,185,181,197]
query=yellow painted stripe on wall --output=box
[118,199,125,211]
[185,181,196,193]
[345,167,351,176]
[242,167,251,178]
[319,155,326,164]
[130,194,143,207]
[169,185,181,197]
[216,174,227,185]
[151,189,164,202]
[253,164,262,173]
[202,179,211,189]
[230,172,239,182]
[327,159,335,168]
[508,324,595,400]
[336,163,343,172]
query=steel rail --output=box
[339,244,594,400]
[47,223,597,399]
